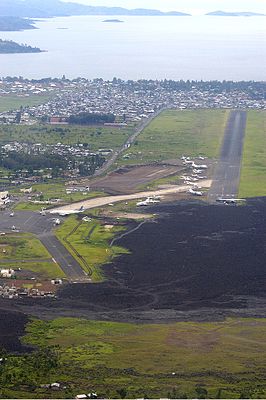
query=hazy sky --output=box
[63,0,266,14]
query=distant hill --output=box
[0,0,191,17]
[0,39,42,53]
[0,16,36,31]
[206,10,265,17]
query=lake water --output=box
[0,15,265,81]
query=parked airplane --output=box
[57,206,85,216]
[216,198,245,204]
[192,162,208,169]
[136,200,149,206]
[188,188,203,196]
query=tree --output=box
[117,388,127,399]
[195,387,208,399]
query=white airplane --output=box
[58,206,85,216]
[146,197,160,203]
[136,200,149,206]
[216,198,245,204]
[54,218,61,225]
[188,188,203,196]
[192,162,208,169]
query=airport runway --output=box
[0,210,86,279]
[208,110,247,202]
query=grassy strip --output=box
[0,261,65,279]
[117,109,228,165]
[239,111,266,197]
[55,216,129,281]
[3,316,262,399]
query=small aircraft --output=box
[57,206,85,216]
[216,198,245,204]
[136,200,149,206]
[188,188,203,196]
[192,162,208,169]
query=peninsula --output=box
[0,16,37,31]
[0,39,43,54]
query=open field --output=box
[0,93,54,113]
[0,123,132,150]
[89,164,184,194]
[0,233,66,279]
[1,316,264,399]
[239,111,266,197]
[55,216,129,281]
[0,260,65,280]
[117,109,228,165]
[0,233,50,260]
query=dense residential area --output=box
[0,77,265,125]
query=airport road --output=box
[208,110,247,202]
[94,106,170,177]
[0,210,86,279]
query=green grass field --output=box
[0,233,50,260]
[1,260,65,279]
[239,111,266,197]
[118,109,228,165]
[1,317,263,399]
[0,124,132,150]
[0,233,65,279]
[0,94,55,113]
[55,216,129,281]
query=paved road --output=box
[94,106,170,177]
[0,210,86,279]
[208,110,247,202]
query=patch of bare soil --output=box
[89,164,184,194]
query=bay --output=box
[0,15,265,80]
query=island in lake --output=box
[206,10,265,17]
[103,19,124,23]
[0,39,43,54]
[0,16,37,31]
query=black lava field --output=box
[0,310,30,352]
[59,199,266,315]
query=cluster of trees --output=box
[78,154,105,176]
[68,113,116,125]
[0,150,105,177]
[0,346,59,389]
[0,151,67,171]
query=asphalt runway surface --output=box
[0,210,86,279]
[208,110,247,202]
